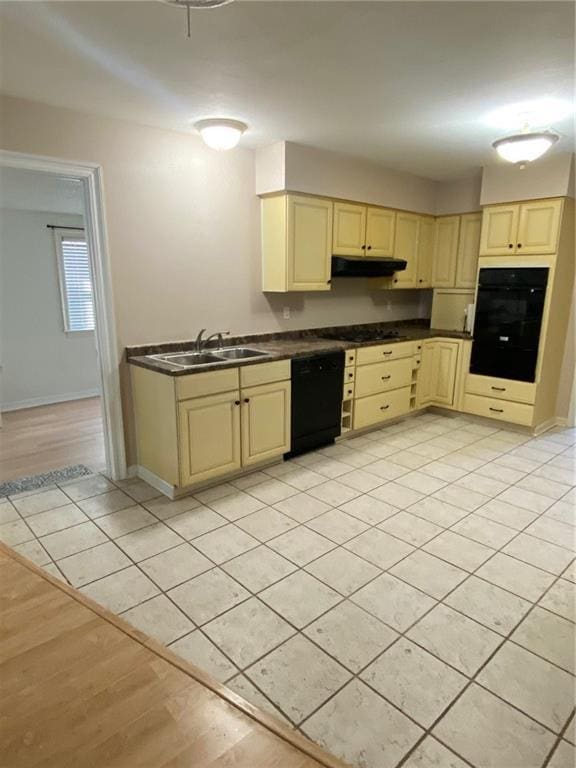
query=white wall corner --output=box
[255,141,286,195]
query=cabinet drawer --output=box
[343,382,355,401]
[344,349,357,367]
[353,386,411,430]
[344,366,356,384]
[463,393,534,427]
[240,360,290,387]
[466,374,536,405]
[356,341,415,365]
[355,358,412,398]
[176,368,239,400]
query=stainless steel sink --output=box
[149,346,270,368]
[216,347,270,360]
[152,352,224,367]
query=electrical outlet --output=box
[283,307,291,320]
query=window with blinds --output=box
[55,230,95,332]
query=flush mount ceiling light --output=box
[492,131,559,165]
[194,118,247,150]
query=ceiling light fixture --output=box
[163,0,234,37]
[492,131,559,165]
[194,118,247,150]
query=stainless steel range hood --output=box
[331,256,408,278]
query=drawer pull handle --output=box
[383,351,393,356]
[381,375,391,380]
[380,405,390,411]
[489,407,504,413]
[491,386,506,391]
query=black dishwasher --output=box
[286,351,345,457]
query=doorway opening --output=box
[0,151,126,484]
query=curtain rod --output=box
[46,225,85,231]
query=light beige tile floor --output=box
[2,411,575,768]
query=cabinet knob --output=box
[419,279,423,283]
[244,398,250,403]
[361,244,366,250]
[508,243,513,249]
[327,279,332,284]
[234,400,240,406]
[517,243,522,248]
[348,372,353,379]
[394,278,398,283]
[347,389,353,395]
[367,245,372,250]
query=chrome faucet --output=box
[194,329,230,352]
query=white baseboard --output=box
[1,389,101,412]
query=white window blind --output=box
[55,230,95,332]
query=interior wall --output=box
[481,152,575,205]
[435,174,482,215]
[0,209,99,410]
[255,141,438,214]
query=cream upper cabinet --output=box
[333,202,366,257]
[479,205,519,255]
[455,213,482,288]
[417,340,459,407]
[178,391,241,487]
[432,216,460,288]
[261,193,333,292]
[365,207,396,256]
[241,380,291,466]
[390,212,419,288]
[517,199,563,254]
[416,216,435,288]
[479,199,562,256]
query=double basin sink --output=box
[150,347,271,369]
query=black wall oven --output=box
[470,267,548,383]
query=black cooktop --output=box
[320,329,408,344]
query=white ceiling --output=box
[0,1,573,180]
[0,167,84,214]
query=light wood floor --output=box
[0,543,345,768]
[0,397,106,482]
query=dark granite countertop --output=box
[127,320,471,376]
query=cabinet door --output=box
[287,195,333,291]
[433,341,459,406]
[455,213,481,288]
[365,207,396,257]
[241,380,291,466]
[416,216,435,288]
[517,199,563,255]
[391,212,419,288]
[179,392,241,487]
[416,341,437,406]
[333,202,366,257]
[432,216,460,288]
[417,340,459,407]
[479,205,519,255]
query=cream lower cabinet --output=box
[132,361,291,493]
[417,339,460,408]
[179,392,241,487]
[241,380,291,466]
